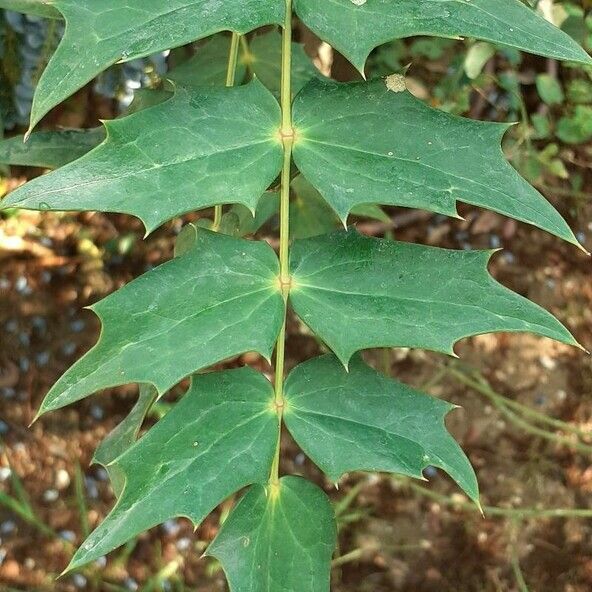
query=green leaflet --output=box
[284,355,478,504]
[293,0,592,73]
[207,476,336,592]
[1,81,283,233]
[0,128,105,169]
[0,0,60,19]
[292,77,579,247]
[289,230,578,364]
[93,384,157,498]
[28,0,285,130]
[167,35,248,89]
[247,30,319,97]
[37,230,284,416]
[67,367,279,571]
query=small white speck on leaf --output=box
[350,0,367,5]
[385,74,407,93]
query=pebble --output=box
[576,231,586,244]
[0,520,16,535]
[55,469,70,490]
[15,276,32,295]
[62,341,77,356]
[35,351,50,367]
[95,467,109,482]
[176,537,192,551]
[90,405,104,421]
[31,316,47,333]
[161,519,181,537]
[0,278,10,290]
[59,530,76,543]
[4,319,17,333]
[0,467,12,482]
[72,573,87,589]
[294,453,305,466]
[489,234,501,249]
[42,489,59,503]
[124,577,139,591]
[424,466,438,479]
[18,332,30,346]
[84,477,99,499]
[19,357,30,372]
[70,319,86,333]
[40,271,52,284]
[94,556,107,568]
[1,388,16,400]
[0,421,9,435]
[0,549,6,565]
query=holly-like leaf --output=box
[289,230,579,365]
[93,384,157,498]
[294,0,592,73]
[27,0,285,130]
[0,128,105,169]
[168,35,247,89]
[247,30,319,97]
[207,476,336,592]
[1,81,283,233]
[292,77,580,247]
[67,367,279,571]
[37,230,284,416]
[0,0,60,19]
[284,355,478,503]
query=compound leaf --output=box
[292,77,579,247]
[2,81,283,233]
[37,230,284,416]
[284,354,478,503]
[93,384,157,498]
[28,0,285,129]
[207,476,336,592]
[294,0,591,73]
[0,128,105,169]
[0,0,60,18]
[67,367,279,571]
[289,230,578,364]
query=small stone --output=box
[84,477,99,499]
[0,520,17,535]
[4,319,18,333]
[70,319,86,333]
[59,530,76,543]
[35,351,50,367]
[423,466,438,479]
[176,537,192,551]
[72,573,87,589]
[43,489,59,503]
[94,556,107,568]
[55,469,70,490]
[62,342,77,356]
[0,467,12,482]
[0,558,20,579]
[1,388,16,400]
[161,519,181,537]
[90,405,104,421]
[124,577,139,591]
[0,421,9,435]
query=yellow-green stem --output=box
[213,32,242,230]
[269,0,293,487]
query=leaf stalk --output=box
[213,31,242,230]
[269,0,293,486]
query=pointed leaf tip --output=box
[284,355,479,502]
